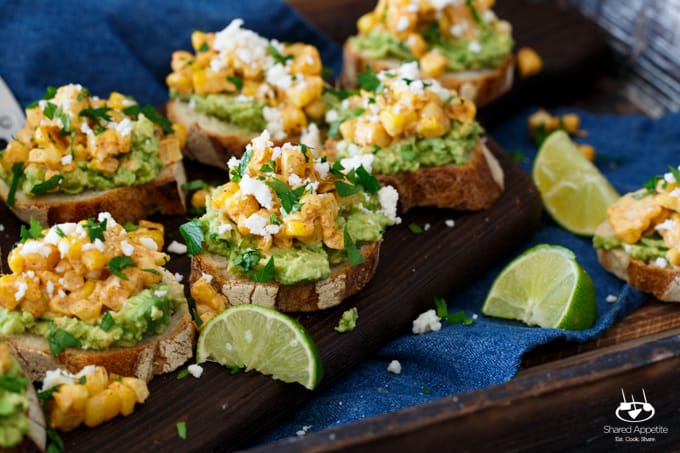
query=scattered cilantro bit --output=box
[0,374,28,393]
[179,220,205,256]
[466,0,485,25]
[230,148,252,183]
[122,104,174,134]
[227,75,243,91]
[423,22,442,46]
[408,223,424,234]
[321,65,334,79]
[227,365,242,374]
[400,144,416,162]
[434,296,448,319]
[267,178,306,214]
[20,218,44,242]
[668,164,680,184]
[123,221,140,231]
[78,376,87,385]
[79,106,112,126]
[344,225,365,266]
[46,427,64,453]
[422,386,431,395]
[252,257,275,282]
[509,150,524,164]
[199,42,209,52]
[233,249,261,272]
[355,166,380,193]
[100,312,115,332]
[633,175,660,199]
[27,86,58,109]
[187,296,203,327]
[533,124,549,148]
[176,368,190,380]
[182,179,210,191]
[84,217,107,242]
[269,213,281,225]
[335,307,359,333]
[108,256,135,280]
[260,160,276,173]
[447,310,474,326]
[267,44,293,65]
[357,64,383,93]
[7,162,24,207]
[334,180,360,197]
[55,226,66,237]
[322,86,357,100]
[31,175,63,194]
[300,143,311,162]
[48,324,81,355]
[43,102,57,120]
[176,421,187,440]
[38,386,59,401]
[142,268,161,276]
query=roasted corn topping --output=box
[166,19,325,141]
[0,214,185,350]
[0,84,185,200]
[41,365,149,431]
[603,167,680,266]
[352,0,512,74]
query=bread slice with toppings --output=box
[0,216,196,382]
[0,84,187,226]
[165,19,326,169]
[341,0,515,106]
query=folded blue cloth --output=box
[2,0,677,447]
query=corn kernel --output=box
[84,367,109,396]
[577,144,596,161]
[339,118,358,143]
[84,388,120,427]
[191,31,207,53]
[379,108,406,138]
[284,219,316,238]
[517,47,543,78]
[406,33,427,59]
[280,106,308,135]
[121,377,150,403]
[166,72,193,93]
[353,119,392,147]
[416,102,450,138]
[357,12,379,35]
[191,189,208,209]
[420,51,448,78]
[560,113,581,135]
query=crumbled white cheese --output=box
[121,240,135,257]
[61,154,73,166]
[396,16,410,32]
[314,161,330,179]
[397,61,420,81]
[167,240,188,255]
[377,185,401,224]
[655,218,677,232]
[483,9,497,22]
[670,188,680,198]
[46,280,55,298]
[98,212,116,226]
[606,294,618,303]
[41,365,97,391]
[115,117,132,137]
[468,40,482,53]
[174,272,184,283]
[244,213,280,237]
[14,280,28,301]
[654,257,668,268]
[139,237,159,251]
[424,223,431,231]
[263,108,286,140]
[300,122,321,151]
[201,272,214,283]
[664,168,679,184]
[0,224,4,232]
[240,174,274,209]
[252,131,272,154]
[82,238,105,252]
[217,223,233,235]
[266,63,293,90]
[188,364,204,378]
[296,425,312,437]
[412,309,442,334]
[445,219,455,228]
[387,360,402,374]
[154,289,167,298]
[288,173,302,187]
[325,109,339,123]
[340,154,374,173]
[19,241,52,257]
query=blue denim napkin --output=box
[2,0,676,446]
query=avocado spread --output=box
[593,234,668,262]
[172,91,266,132]
[0,282,183,350]
[0,347,30,448]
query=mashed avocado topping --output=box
[0,214,186,351]
[186,131,400,290]
[328,62,481,174]
[350,0,513,75]
[593,166,680,267]
[166,19,326,141]
[0,84,184,202]
[0,343,30,448]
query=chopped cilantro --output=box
[357,64,383,93]
[27,86,58,109]
[7,162,24,207]
[79,106,112,126]
[78,376,87,385]
[176,368,190,380]
[0,374,28,393]
[108,256,135,280]
[55,226,66,238]
[300,143,310,162]
[434,296,448,319]
[252,256,275,282]
[181,179,210,191]
[46,427,64,453]
[31,175,63,194]
[355,166,380,193]
[423,22,442,46]
[668,164,680,184]
[408,223,424,234]
[48,323,81,355]
[179,220,205,256]
[84,217,107,241]
[466,0,485,26]
[233,249,261,272]
[447,310,474,326]
[187,296,203,327]
[100,312,115,332]
[633,175,660,199]
[142,268,161,276]
[334,180,360,197]
[270,213,282,225]
[260,160,276,173]
[176,421,187,440]
[227,75,243,91]
[509,150,525,164]
[122,104,174,134]
[267,44,293,65]
[199,42,209,52]
[20,218,44,242]
[322,86,357,100]
[38,386,59,401]
[267,178,306,214]
[227,365,242,374]
[533,124,549,148]
[422,386,431,395]
[230,148,252,183]
[344,224,365,266]
[123,221,140,231]
[321,65,334,79]
[43,102,57,119]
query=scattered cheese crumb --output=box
[445,219,455,228]
[120,240,135,257]
[174,272,184,283]
[201,272,214,283]
[0,224,4,232]
[187,364,204,378]
[296,425,312,437]
[167,240,188,255]
[468,40,482,53]
[654,257,668,269]
[606,294,618,303]
[139,237,159,251]
[412,309,442,334]
[387,360,402,374]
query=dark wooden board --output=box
[0,138,541,451]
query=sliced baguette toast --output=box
[0,161,187,226]
[341,42,515,107]
[595,221,680,302]
[191,242,380,312]
[4,301,195,383]
[166,100,306,170]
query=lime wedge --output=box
[532,130,619,235]
[196,305,323,390]
[482,244,597,330]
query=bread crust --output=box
[4,301,196,383]
[166,100,303,170]
[191,242,381,312]
[595,221,680,302]
[0,161,187,226]
[341,41,515,107]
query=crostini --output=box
[594,166,680,302]
[184,131,399,320]
[0,213,195,382]
[325,61,503,212]
[342,0,514,106]
[166,19,326,169]
[0,84,187,226]
[0,342,45,452]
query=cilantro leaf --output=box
[267,44,293,65]
[199,42,209,52]
[20,218,44,242]
[46,427,64,453]
[227,365,243,374]
[79,106,112,126]
[344,224,365,266]
[38,386,59,401]
[0,374,28,393]
[43,102,57,119]
[230,148,252,183]
[176,368,190,380]
[187,296,203,327]
[84,217,107,242]
[408,223,424,234]
[423,22,442,46]
[176,421,187,440]
[355,165,381,194]
[27,86,58,109]
[179,220,205,256]
[100,312,114,332]
[668,164,680,184]
[181,179,210,191]
[357,65,383,93]
[227,75,243,91]
[534,124,549,147]
[7,162,24,207]
[31,175,63,194]
[123,221,140,231]
[466,0,485,25]
[633,175,660,199]
[108,256,135,280]
[233,249,261,272]
[252,257,275,282]
[434,296,448,319]
[267,178,306,214]
[322,86,357,100]
[48,324,81,355]
[122,104,174,134]
[260,161,276,173]
[334,180,360,197]
[447,310,474,325]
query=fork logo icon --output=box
[615,388,655,423]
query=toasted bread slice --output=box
[191,242,380,312]
[595,221,680,302]
[341,42,514,107]
[4,301,195,383]
[0,161,187,226]
[166,100,308,170]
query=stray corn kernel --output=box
[517,47,543,78]
[577,144,596,161]
[528,109,586,143]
